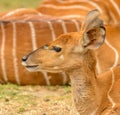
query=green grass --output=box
[0,84,74,114]
[0,0,43,12]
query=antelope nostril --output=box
[22,55,28,62]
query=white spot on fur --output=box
[59,55,64,60]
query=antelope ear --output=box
[81,9,106,50]
[82,26,106,49]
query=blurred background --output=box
[0,0,43,12]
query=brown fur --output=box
[38,0,120,24]
[22,10,120,114]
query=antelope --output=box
[0,19,81,85]
[22,10,120,114]
[0,18,120,85]
[38,0,120,24]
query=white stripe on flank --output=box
[60,15,84,19]
[28,22,50,85]
[107,68,116,108]
[42,4,91,11]
[58,20,67,34]
[87,1,102,13]
[28,22,37,50]
[47,21,56,41]
[3,8,42,18]
[3,8,27,17]
[57,21,68,84]
[61,72,68,85]
[110,0,120,15]
[105,39,119,68]
[109,11,118,24]
[71,20,80,32]
[12,22,20,85]
[0,23,8,82]
[41,71,50,85]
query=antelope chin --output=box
[25,65,40,72]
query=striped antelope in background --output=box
[22,10,120,115]
[0,8,43,21]
[0,19,81,85]
[0,19,120,85]
[38,0,120,24]
[0,0,119,24]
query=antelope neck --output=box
[68,66,101,114]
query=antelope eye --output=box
[52,46,62,52]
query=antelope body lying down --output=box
[22,10,120,114]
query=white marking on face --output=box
[21,61,27,66]
[59,55,64,60]
[28,21,37,50]
[0,23,8,82]
[53,66,59,69]
[12,22,20,85]
[43,45,49,50]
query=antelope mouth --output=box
[25,65,40,72]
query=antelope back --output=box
[38,0,120,24]
[0,8,41,21]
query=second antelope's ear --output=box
[82,9,106,50]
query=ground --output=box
[0,84,77,115]
[0,0,43,12]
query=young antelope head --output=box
[22,9,106,73]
